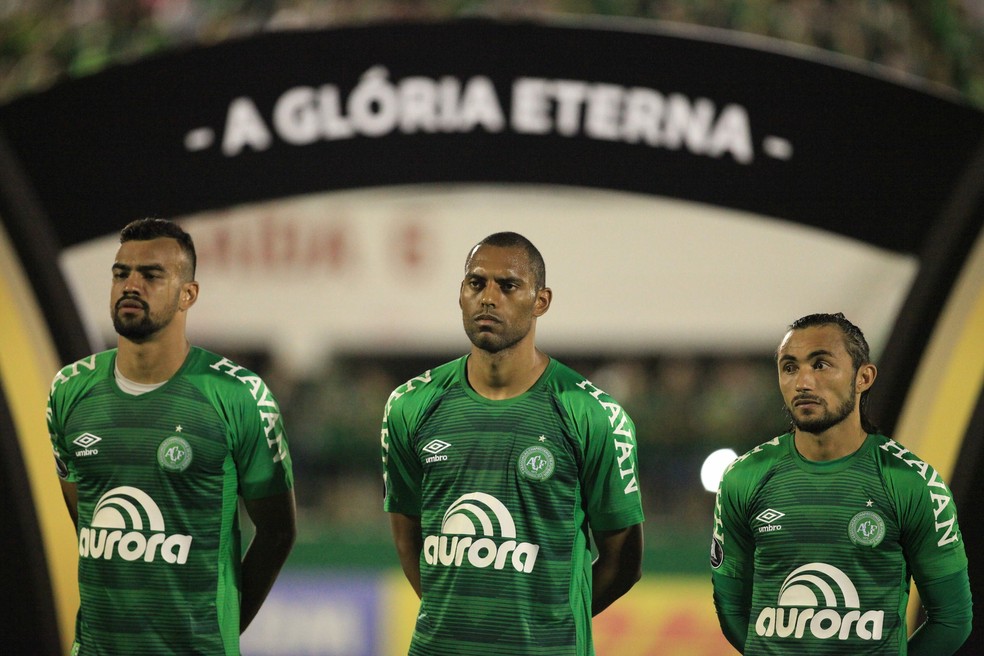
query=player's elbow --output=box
[622,559,643,590]
[261,520,297,556]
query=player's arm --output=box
[712,570,751,652]
[59,479,79,529]
[891,458,971,655]
[906,570,973,655]
[591,523,643,615]
[710,461,756,653]
[390,512,424,599]
[240,489,297,633]
[48,387,78,530]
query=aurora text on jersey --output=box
[382,356,644,656]
[711,433,969,655]
[48,347,294,655]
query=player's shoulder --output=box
[49,349,115,397]
[868,434,950,484]
[722,433,791,482]
[547,359,622,407]
[183,347,276,401]
[384,356,462,415]
[543,360,639,441]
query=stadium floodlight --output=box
[701,448,738,493]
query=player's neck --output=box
[116,330,191,384]
[467,344,549,400]
[794,417,868,462]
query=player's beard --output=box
[463,316,532,354]
[112,295,177,342]
[785,385,857,434]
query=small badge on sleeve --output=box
[711,537,724,568]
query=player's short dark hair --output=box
[120,218,196,280]
[469,232,546,291]
[783,312,879,434]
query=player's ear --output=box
[179,281,199,310]
[533,287,552,317]
[856,362,877,393]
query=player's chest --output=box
[748,469,901,556]
[412,405,578,488]
[64,397,230,479]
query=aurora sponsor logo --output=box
[756,563,884,641]
[424,492,539,573]
[78,486,192,564]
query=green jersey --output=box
[711,432,968,655]
[47,347,293,656]
[382,356,644,656]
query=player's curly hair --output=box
[784,312,879,434]
[120,218,197,280]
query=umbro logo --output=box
[423,440,451,454]
[755,508,784,524]
[73,432,102,457]
[755,508,784,533]
[73,433,101,448]
[423,439,451,464]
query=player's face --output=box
[777,325,860,435]
[110,238,190,342]
[459,244,547,354]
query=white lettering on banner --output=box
[222,97,273,155]
[202,66,779,163]
[576,379,639,494]
[220,68,506,155]
[878,439,960,546]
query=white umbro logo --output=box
[755,508,785,534]
[755,508,785,524]
[73,433,102,448]
[423,440,451,455]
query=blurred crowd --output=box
[1,0,984,107]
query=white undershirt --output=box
[114,362,167,396]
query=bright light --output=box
[701,448,738,492]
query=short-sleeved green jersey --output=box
[47,347,293,656]
[382,356,644,656]
[711,432,968,655]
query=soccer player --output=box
[711,312,972,655]
[47,218,296,655]
[381,232,644,655]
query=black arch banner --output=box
[0,17,981,253]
